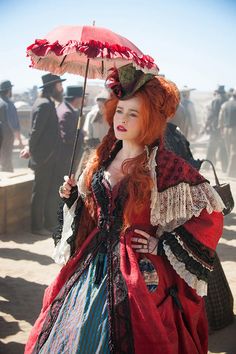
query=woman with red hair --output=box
[25,64,224,354]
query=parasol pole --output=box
[68,58,90,176]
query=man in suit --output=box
[20,73,66,235]
[56,86,83,178]
[0,80,23,172]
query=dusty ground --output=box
[0,139,236,354]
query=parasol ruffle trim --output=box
[27,39,158,72]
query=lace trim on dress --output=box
[148,147,224,234]
[163,243,208,297]
[52,199,78,265]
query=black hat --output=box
[215,85,226,94]
[65,86,83,99]
[0,80,13,92]
[39,73,66,88]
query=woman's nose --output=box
[121,114,128,123]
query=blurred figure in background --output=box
[205,85,228,172]
[83,88,110,148]
[164,119,203,170]
[57,85,84,178]
[20,73,65,235]
[227,88,234,100]
[219,87,236,177]
[170,102,188,136]
[0,80,23,172]
[179,86,198,139]
[77,88,110,175]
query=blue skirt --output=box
[39,254,110,354]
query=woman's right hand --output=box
[59,174,76,199]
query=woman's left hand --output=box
[131,229,159,255]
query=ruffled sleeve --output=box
[160,210,223,296]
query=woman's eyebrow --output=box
[129,109,139,113]
[116,106,139,113]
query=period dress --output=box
[25,143,224,354]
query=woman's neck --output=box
[118,140,144,160]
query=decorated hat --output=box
[39,73,66,88]
[65,86,83,99]
[0,80,13,92]
[105,64,154,100]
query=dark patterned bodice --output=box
[91,167,127,233]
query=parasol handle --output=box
[68,58,90,177]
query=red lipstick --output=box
[117,125,127,132]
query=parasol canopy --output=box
[27,25,159,78]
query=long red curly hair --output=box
[75,76,180,249]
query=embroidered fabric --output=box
[148,147,224,234]
[139,257,159,292]
[163,243,208,296]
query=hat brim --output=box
[180,88,196,92]
[39,78,66,89]
[64,95,83,100]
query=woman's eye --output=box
[116,109,122,114]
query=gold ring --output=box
[59,185,65,194]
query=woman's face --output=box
[113,96,142,143]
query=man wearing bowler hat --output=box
[56,85,84,178]
[21,73,66,236]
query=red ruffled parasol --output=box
[26,25,159,175]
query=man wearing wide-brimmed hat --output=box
[0,80,23,172]
[20,73,66,236]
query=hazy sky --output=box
[0,0,235,92]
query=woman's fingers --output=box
[59,174,76,198]
[64,174,76,187]
[131,229,158,255]
[131,237,147,245]
[134,229,151,239]
[132,243,148,249]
